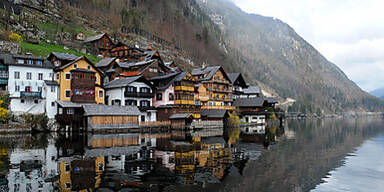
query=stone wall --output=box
[0,41,21,54]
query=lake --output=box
[0,117,383,192]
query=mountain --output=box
[196,0,384,113]
[1,0,384,113]
[370,87,384,100]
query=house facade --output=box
[84,33,114,56]
[192,66,235,111]
[234,97,266,125]
[104,76,156,122]
[55,56,104,104]
[0,53,58,118]
[228,73,248,99]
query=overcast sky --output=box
[231,0,384,92]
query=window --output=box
[36,60,42,65]
[140,100,150,107]
[17,59,24,64]
[56,73,60,80]
[65,90,71,98]
[15,85,20,92]
[140,87,149,93]
[54,60,60,67]
[26,72,32,80]
[67,108,74,114]
[25,86,31,92]
[65,73,71,80]
[38,87,42,92]
[51,86,55,93]
[14,71,20,79]
[51,102,55,107]
[98,90,103,98]
[126,86,136,93]
[141,115,145,122]
[106,42,110,47]
[169,93,174,101]
[34,100,38,104]
[49,73,53,79]
[27,60,33,65]
[87,66,91,70]
[156,93,162,101]
[38,73,43,80]
[73,64,77,68]
[126,100,137,106]
[20,99,24,103]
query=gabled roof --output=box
[165,61,181,72]
[104,75,152,89]
[84,33,107,43]
[243,86,261,94]
[83,104,140,116]
[48,52,79,61]
[169,113,193,119]
[0,53,53,69]
[228,73,247,87]
[234,97,265,107]
[116,59,154,69]
[149,72,181,90]
[56,56,105,77]
[71,68,96,73]
[265,97,278,104]
[192,66,231,82]
[95,57,116,68]
[201,109,228,118]
[56,100,83,108]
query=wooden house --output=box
[47,52,79,69]
[151,72,200,123]
[100,58,171,81]
[192,66,235,111]
[241,85,262,98]
[108,42,146,61]
[84,33,114,56]
[83,104,141,132]
[54,56,105,104]
[228,73,248,99]
[234,97,266,124]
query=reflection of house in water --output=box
[241,126,266,135]
[7,138,58,192]
[57,156,105,192]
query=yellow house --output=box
[55,56,104,104]
[191,66,235,111]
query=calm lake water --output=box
[0,117,383,192]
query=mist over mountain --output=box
[370,87,384,100]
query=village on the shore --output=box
[0,33,279,132]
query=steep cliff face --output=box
[1,0,383,113]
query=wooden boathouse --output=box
[83,104,141,132]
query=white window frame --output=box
[65,72,71,80]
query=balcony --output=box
[174,86,194,92]
[207,88,232,93]
[124,92,154,98]
[212,79,230,84]
[20,91,42,99]
[202,105,236,111]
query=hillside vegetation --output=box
[1,0,383,113]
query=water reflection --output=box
[0,118,383,191]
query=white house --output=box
[0,54,58,118]
[104,75,156,122]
